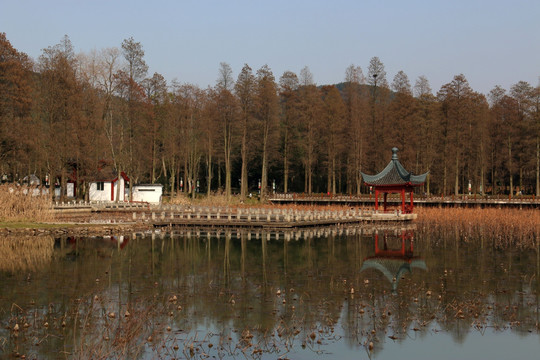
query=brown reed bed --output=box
[416,207,540,249]
[0,184,55,223]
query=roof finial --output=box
[392,147,399,160]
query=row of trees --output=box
[1,33,539,200]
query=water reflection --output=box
[0,236,54,272]
[0,225,538,359]
[360,230,427,294]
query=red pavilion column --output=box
[401,188,405,213]
[410,190,414,213]
[375,189,379,211]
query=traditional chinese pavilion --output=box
[361,147,428,213]
[360,231,427,294]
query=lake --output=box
[1,225,538,359]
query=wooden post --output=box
[401,188,405,213]
[375,189,379,211]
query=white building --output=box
[89,171,130,202]
[132,184,163,204]
[54,182,75,198]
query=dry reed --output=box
[0,184,54,223]
[416,207,540,249]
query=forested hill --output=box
[1,33,539,200]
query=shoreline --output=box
[0,222,153,237]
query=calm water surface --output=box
[1,226,538,359]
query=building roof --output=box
[89,168,129,183]
[361,147,428,186]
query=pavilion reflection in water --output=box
[360,230,427,294]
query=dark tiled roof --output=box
[360,258,427,292]
[361,147,428,186]
[91,168,117,182]
[89,167,129,182]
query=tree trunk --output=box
[224,126,232,199]
[332,156,336,194]
[283,128,289,193]
[225,154,231,199]
[60,168,66,203]
[327,160,331,194]
[261,117,269,198]
[519,166,523,194]
[304,164,308,193]
[261,151,267,198]
[240,121,248,200]
[454,156,459,196]
[443,163,447,196]
[116,168,121,203]
[307,123,314,195]
[308,156,312,195]
[184,157,188,194]
[508,136,513,197]
[170,157,176,198]
[480,164,485,196]
[151,126,156,183]
[536,136,539,196]
[491,151,495,195]
[207,152,212,197]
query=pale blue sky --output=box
[1,0,539,94]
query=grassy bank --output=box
[0,221,70,229]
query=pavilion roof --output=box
[361,147,428,186]
[360,257,427,293]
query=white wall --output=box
[53,183,75,198]
[132,185,162,203]
[67,182,75,198]
[89,178,128,202]
[89,181,113,201]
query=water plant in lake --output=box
[417,207,539,249]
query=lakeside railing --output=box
[268,193,540,205]
[52,201,415,225]
[53,200,151,210]
[135,206,373,223]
